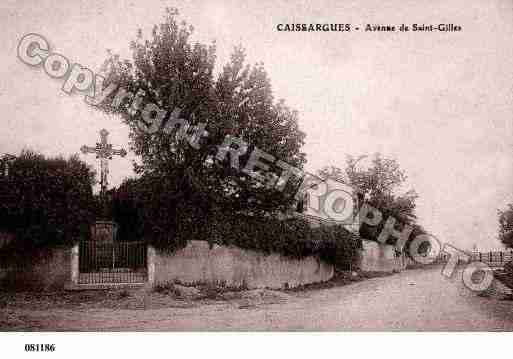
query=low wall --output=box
[358,240,406,272]
[0,246,72,291]
[150,240,334,289]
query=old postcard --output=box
[1,0,512,357]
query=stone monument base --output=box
[91,221,118,242]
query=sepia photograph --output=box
[1,0,513,356]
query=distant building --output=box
[294,173,360,234]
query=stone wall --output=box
[150,240,334,289]
[0,246,72,291]
[357,240,406,272]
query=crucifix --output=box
[80,129,127,199]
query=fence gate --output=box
[78,241,147,284]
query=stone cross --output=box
[80,129,126,198]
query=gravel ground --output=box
[1,267,513,331]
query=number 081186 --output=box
[24,344,56,352]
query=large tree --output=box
[319,153,419,246]
[97,8,305,219]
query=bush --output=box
[310,225,362,269]
[169,211,361,269]
[0,150,96,251]
[107,175,190,250]
[109,176,362,268]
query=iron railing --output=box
[78,241,147,284]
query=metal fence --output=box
[434,251,512,267]
[78,241,147,284]
[470,251,513,268]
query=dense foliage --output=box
[107,174,194,249]
[0,150,96,250]
[205,212,362,269]
[319,153,424,255]
[108,175,361,268]
[94,8,359,267]
[96,8,306,217]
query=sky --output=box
[1,0,512,251]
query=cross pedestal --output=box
[90,221,118,242]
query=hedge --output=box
[145,210,362,269]
[110,176,362,269]
[0,150,96,252]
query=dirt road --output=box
[2,267,513,331]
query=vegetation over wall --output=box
[0,150,96,254]
[109,177,361,268]
[206,213,361,269]
[319,153,430,257]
